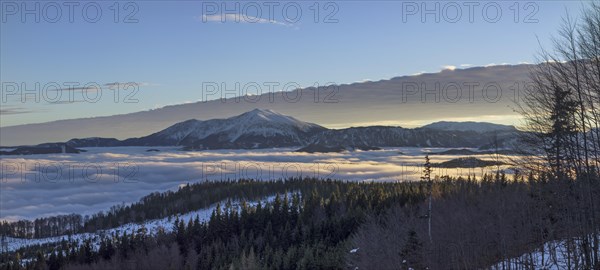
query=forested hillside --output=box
[1,178,427,269]
[2,173,599,269]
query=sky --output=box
[0,0,591,127]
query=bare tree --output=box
[517,3,600,267]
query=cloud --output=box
[104,82,152,90]
[0,107,39,115]
[0,147,518,220]
[441,65,457,71]
[460,64,472,67]
[542,59,567,64]
[484,63,511,67]
[201,14,292,27]
[412,71,427,76]
[354,79,372,83]
[48,82,151,92]
[1,107,32,115]
[44,100,88,105]
[47,85,102,92]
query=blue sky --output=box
[0,0,590,126]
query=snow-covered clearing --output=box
[5,193,289,252]
[490,235,600,269]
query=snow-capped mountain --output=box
[422,121,517,133]
[81,109,326,149]
[2,65,533,146]
[52,109,526,151]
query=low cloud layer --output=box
[0,147,511,220]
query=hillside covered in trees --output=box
[1,172,599,269]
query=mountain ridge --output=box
[0,64,532,145]
[43,110,522,151]
[422,121,517,133]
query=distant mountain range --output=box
[432,157,507,168]
[0,64,532,145]
[0,143,83,155]
[421,121,517,133]
[303,125,518,150]
[2,109,524,154]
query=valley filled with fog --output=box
[0,147,517,220]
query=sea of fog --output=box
[0,147,515,220]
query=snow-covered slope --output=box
[489,235,600,269]
[92,109,326,148]
[6,193,290,252]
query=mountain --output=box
[178,109,326,149]
[66,137,122,147]
[5,109,527,151]
[432,157,507,168]
[429,148,522,155]
[1,64,533,145]
[0,143,82,155]
[296,144,381,153]
[67,109,326,149]
[304,126,519,150]
[37,109,525,151]
[422,121,517,133]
